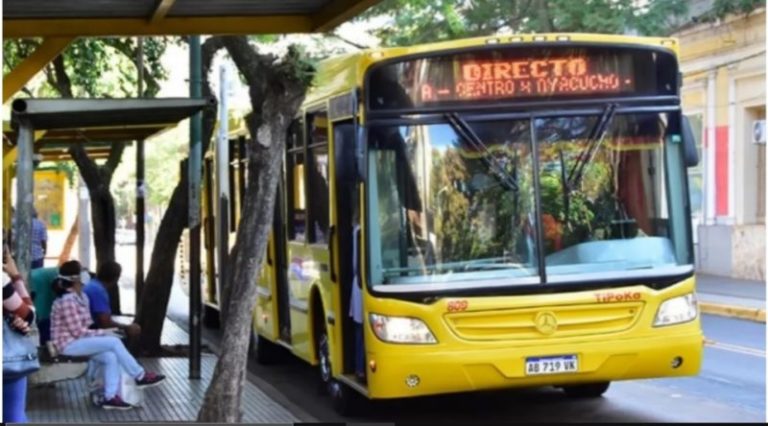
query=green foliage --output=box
[249,35,281,44]
[3,37,170,99]
[5,36,173,220]
[111,130,188,219]
[2,38,40,75]
[279,45,317,88]
[361,0,693,47]
[698,0,765,23]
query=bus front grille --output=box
[444,302,644,341]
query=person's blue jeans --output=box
[354,322,364,377]
[3,376,28,423]
[30,259,44,270]
[61,336,145,400]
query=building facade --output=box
[675,7,766,281]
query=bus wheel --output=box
[202,305,220,329]
[562,382,611,398]
[317,325,332,386]
[250,329,282,365]
[329,379,363,416]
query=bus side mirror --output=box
[681,116,699,167]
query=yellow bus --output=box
[207,33,704,414]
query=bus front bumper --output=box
[365,331,704,399]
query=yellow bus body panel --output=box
[362,276,702,399]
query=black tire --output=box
[202,305,220,329]
[562,382,611,398]
[316,315,333,388]
[313,303,365,415]
[329,378,366,416]
[250,329,283,365]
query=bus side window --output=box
[287,119,307,242]
[307,111,330,244]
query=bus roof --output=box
[304,33,679,107]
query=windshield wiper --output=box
[445,113,519,192]
[559,104,617,228]
[566,103,618,190]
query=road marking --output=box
[705,338,766,358]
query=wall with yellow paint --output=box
[8,170,80,266]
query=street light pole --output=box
[188,35,203,380]
[136,37,146,313]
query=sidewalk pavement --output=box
[26,317,314,423]
[696,273,766,323]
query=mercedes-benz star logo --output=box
[534,311,558,335]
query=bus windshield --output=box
[366,111,690,288]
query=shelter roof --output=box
[4,97,211,161]
[3,0,381,37]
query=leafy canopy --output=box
[360,0,761,47]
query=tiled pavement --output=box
[26,318,301,423]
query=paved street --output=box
[231,314,765,423]
[113,246,766,422]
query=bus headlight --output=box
[369,314,437,344]
[653,293,698,327]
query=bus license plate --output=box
[525,355,578,376]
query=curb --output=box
[699,302,766,323]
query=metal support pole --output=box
[188,35,203,380]
[215,64,230,320]
[13,118,34,284]
[78,175,91,270]
[136,37,146,312]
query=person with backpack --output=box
[50,260,166,410]
[3,247,37,423]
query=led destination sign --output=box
[423,57,633,102]
[367,46,678,110]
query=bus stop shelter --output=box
[3,0,380,379]
[7,97,213,275]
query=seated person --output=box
[30,266,58,345]
[84,261,141,354]
[50,260,165,410]
[3,250,35,423]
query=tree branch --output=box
[220,37,272,89]
[202,36,227,77]
[52,55,74,98]
[329,31,369,49]
[102,38,162,97]
[105,142,126,176]
[68,144,101,189]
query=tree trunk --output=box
[198,37,312,423]
[57,214,79,265]
[69,142,125,313]
[135,170,188,352]
[135,37,225,353]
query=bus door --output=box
[272,183,292,342]
[333,119,360,376]
[287,111,332,359]
[201,156,221,327]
